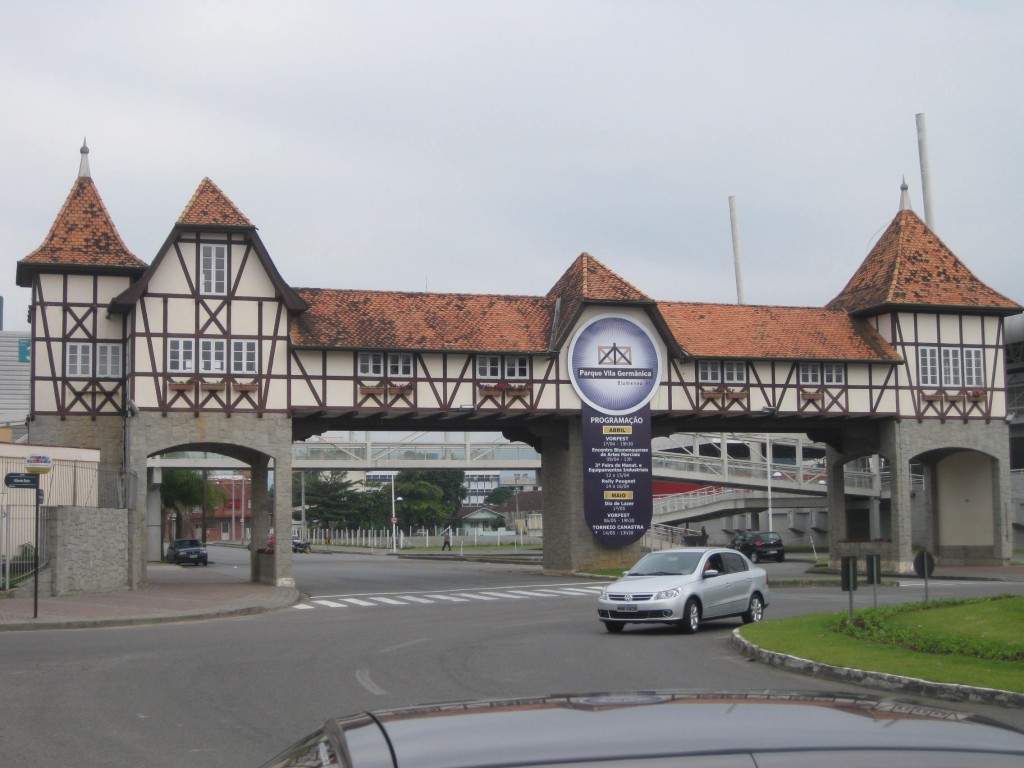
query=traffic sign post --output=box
[5,468,45,619]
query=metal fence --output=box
[0,463,135,591]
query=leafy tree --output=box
[293,470,359,529]
[160,470,225,545]
[397,470,466,518]
[484,486,515,506]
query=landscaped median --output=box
[733,594,1024,707]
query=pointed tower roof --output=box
[177,177,253,228]
[827,190,1020,317]
[108,177,307,314]
[16,143,147,286]
[546,253,657,348]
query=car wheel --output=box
[604,622,624,634]
[680,598,701,634]
[742,593,765,624]
[750,551,760,564]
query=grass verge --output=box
[739,595,1024,693]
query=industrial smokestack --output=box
[728,196,746,305]
[915,113,935,228]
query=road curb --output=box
[730,630,1024,709]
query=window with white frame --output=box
[200,244,227,295]
[96,343,122,378]
[199,339,226,374]
[388,352,413,379]
[504,355,529,379]
[918,346,939,387]
[698,360,721,383]
[66,342,92,377]
[168,338,195,373]
[476,355,501,379]
[231,340,258,375]
[941,347,962,387]
[799,363,821,386]
[358,351,384,377]
[963,348,985,388]
[823,363,845,385]
[723,361,746,384]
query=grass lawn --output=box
[739,596,1024,693]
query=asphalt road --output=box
[2,546,1022,767]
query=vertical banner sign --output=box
[569,314,662,546]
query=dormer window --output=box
[200,244,227,295]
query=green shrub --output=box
[830,595,1024,662]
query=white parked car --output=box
[597,547,768,633]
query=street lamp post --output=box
[390,480,402,553]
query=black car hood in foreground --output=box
[261,690,1024,768]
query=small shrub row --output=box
[830,594,1024,662]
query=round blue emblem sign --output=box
[568,314,662,415]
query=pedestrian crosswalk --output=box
[293,583,608,611]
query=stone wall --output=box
[46,506,146,596]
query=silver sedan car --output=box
[597,547,768,633]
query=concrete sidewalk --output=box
[0,562,300,632]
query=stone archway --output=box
[914,447,1007,564]
[128,412,295,587]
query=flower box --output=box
[360,386,385,395]
[800,392,823,401]
[725,390,748,400]
[920,392,943,403]
[168,380,196,391]
[700,388,724,399]
[201,380,225,391]
[967,391,986,402]
[233,382,258,392]
[478,387,504,396]
[388,384,413,395]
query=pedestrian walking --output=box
[441,528,452,551]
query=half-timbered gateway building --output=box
[16,147,1020,586]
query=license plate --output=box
[618,604,637,612]
[187,553,198,559]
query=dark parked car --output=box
[730,531,785,563]
[166,538,208,566]
[260,690,1024,767]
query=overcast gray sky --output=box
[1,1,1020,332]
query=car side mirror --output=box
[703,569,720,578]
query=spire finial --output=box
[899,175,912,211]
[78,138,91,178]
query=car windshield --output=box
[175,539,201,548]
[628,551,702,576]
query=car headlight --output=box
[654,588,681,599]
[600,587,610,599]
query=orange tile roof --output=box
[17,175,146,280]
[292,288,555,351]
[177,178,253,228]
[827,209,1020,315]
[659,302,902,362]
